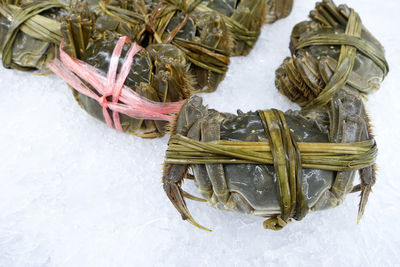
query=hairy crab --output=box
[275,0,387,108]
[73,32,192,137]
[163,92,376,230]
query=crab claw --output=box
[163,164,212,232]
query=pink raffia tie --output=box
[47,37,185,132]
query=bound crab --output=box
[0,0,66,70]
[275,0,387,108]
[162,0,387,231]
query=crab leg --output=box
[311,94,373,213]
[190,120,214,200]
[162,97,211,231]
[357,164,376,223]
[201,117,230,205]
[163,153,211,231]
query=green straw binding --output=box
[165,133,377,171]
[294,6,388,109]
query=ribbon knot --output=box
[99,95,110,109]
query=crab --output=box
[275,0,387,107]
[162,92,376,231]
[64,31,193,137]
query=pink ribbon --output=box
[48,37,185,132]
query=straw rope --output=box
[295,8,388,109]
[258,109,308,229]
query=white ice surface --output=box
[1,0,400,266]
